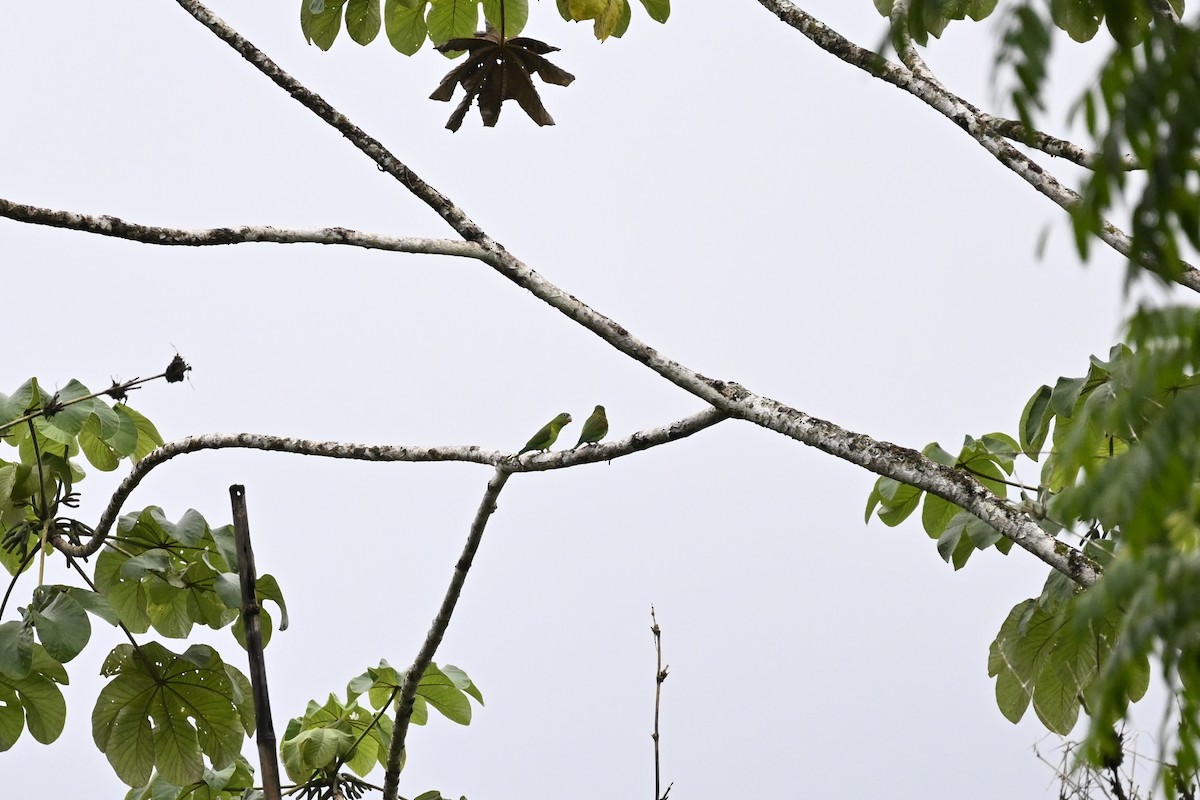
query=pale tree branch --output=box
[757,0,1200,293]
[0,198,486,260]
[381,466,511,800]
[1149,0,1182,26]
[50,409,727,558]
[21,0,1101,587]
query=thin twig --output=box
[651,607,670,800]
[0,548,38,618]
[52,409,726,559]
[0,367,183,436]
[230,485,282,800]
[381,466,512,800]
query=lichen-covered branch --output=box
[53,409,726,558]
[380,466,511,800]
[0,198,484,260]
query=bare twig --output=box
[381,466,512,800]
[0,198,486,262]
[230,486,282,800]
[651,607,670,800]
[53,409,726,558]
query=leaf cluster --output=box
[865,433,1019,569]
[95,507,288,645]
[988,539,1151,737]
[873,0,999,45]
[0,376,162,575]
[300,0,668,54]
[987,308,1200,780]
[282,661,481,789]
[94,641,255,788]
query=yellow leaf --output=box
[567,0,606,20]
[593,0,622,39]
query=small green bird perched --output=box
[519,412,573,454]
[575,405,608,447]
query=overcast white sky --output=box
[2,1,1176,797]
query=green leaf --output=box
[384,0,429,55]
[302,0,347,49]
[283,727,354,778]
[65,587,120,626]
[343,725,380,776]
[873,478,922,526]
[0,621,34,678]
[966,0,999,19]
[117,406,164,462]
[346,0,382,43]
[41,380,94,442]
[1019,384,1053,458]
[31,587,91,664]
[213,573,242,610]
[80,415,121,471]
[920,494,959,538]
[440,664,483,704]
[88,398,123,442]
[96,548,152,633]
[0,646,68,750]
[93,642,245,787]
[611,0,631,37]
[121,550,173,580]
[254,574,289,631]
[144,577,198,639]
[482,0,527,37]
[417,664,472,724]
[1049,0,1102,42]
[636,0,668,22]
[174,509,209,547]
[921,442,957,467]
[427,0,478,47]
[1049,375,1087,418]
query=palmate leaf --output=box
[281,693,392,782]
[431,33,575,131]
[0,645,69,751]
[93,642,251,787]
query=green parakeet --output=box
[575,405,608,447]
[519,412,573,454]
